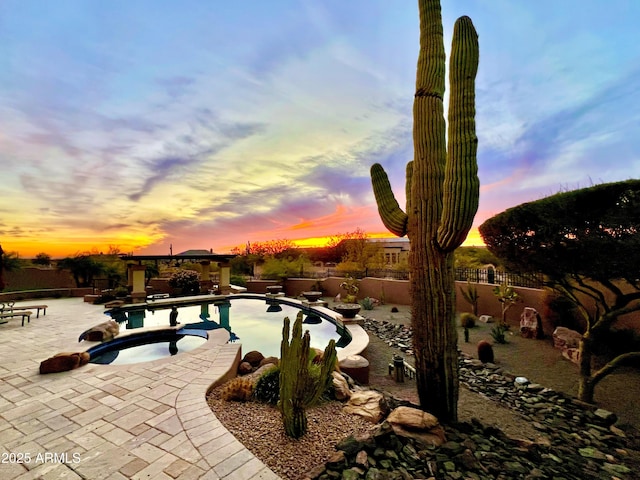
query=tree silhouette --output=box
[480,180,640,402]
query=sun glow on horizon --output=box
[4,224,484,259]
[3,233,161,259]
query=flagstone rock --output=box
[332,371,352,401]
[386,406,446,447]
[343,390,387,423]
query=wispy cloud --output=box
[1,1,639,256]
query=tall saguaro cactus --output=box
[370,0,479,422]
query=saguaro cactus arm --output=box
[370,163,409,237]
[437,15,480,251]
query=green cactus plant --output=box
[278,312,337,438]
[370,0,479,422]
[460,281,480,316]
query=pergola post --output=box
[199,260,213,293]
[219,262,231,294]
[129,264,147,302]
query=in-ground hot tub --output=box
[87,328,208,365]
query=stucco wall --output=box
[3,267,75,291]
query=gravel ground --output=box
[207,390,375,480]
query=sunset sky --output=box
[1,1,639,258]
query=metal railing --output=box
[255,266,543,288]
[454,268,544,289]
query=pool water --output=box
[89,331,207,365]
[108,297,348,360]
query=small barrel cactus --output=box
[220,377,254,402]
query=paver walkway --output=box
[0,297,280,480]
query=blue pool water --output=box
[98,296,349,363]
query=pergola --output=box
[119,253,237,300]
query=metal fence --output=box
[454,268,544,289]
[256,266,543,288]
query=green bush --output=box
[254,366,280,404]
[260,257,310,280]
[490,324,508,344]
[360,297,376,310]
[114,287,129,298]
[459,312,477,328]
[168,269,201,294]
[230,275,247,287]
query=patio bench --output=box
[4,305,48,318]
[0,311,33,326]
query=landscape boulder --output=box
[343,390,387,423]
[332,371,351,401]
[553,327,583,365]
[385,406,447,447]
[40,351,90,374]
[78,320,120,342]
[258,356,279,368]
[237,361,253,375]
[242,350,265,367]
[520,307,544,339]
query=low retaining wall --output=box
[0,288,93,302]
[243,277,560,334]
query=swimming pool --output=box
[104,295,350,360]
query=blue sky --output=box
[1,1,639,257]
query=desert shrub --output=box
[114,286,129,298]
[459,312,477,328]
[459,282,480,316]
[220,377,254,402]
[260,256,311,280]
[310,280,324,293]
[339,275,360,303]
[168,269,201,294]
[490,324,508,344]
[360,297,376,310]
[542,291,585,332]
[230,275,247,287]
[254,366,280,404]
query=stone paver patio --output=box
[0,297,281,480]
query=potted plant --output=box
[339,275,359,303]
